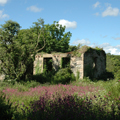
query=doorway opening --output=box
[43,57,53,73]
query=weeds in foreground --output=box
[0,71,120,119]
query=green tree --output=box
[0,17,80,82]
[0,20,22,80]
[67,43,83,52]
[30,21,72,53]
[0,18,46,81]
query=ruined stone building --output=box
[33,45,106,80]
[0,45,106,81]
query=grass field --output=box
[0,73,120,120]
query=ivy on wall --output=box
[34,45,105,80]
[35,60,42,74]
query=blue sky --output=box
[0,0,120,55]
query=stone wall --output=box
[70,54,84,79]
[0,60,5,81]
[33,52,83,79]
[33,46,106,80]
[0,45,106,81]
[84,49,106,79]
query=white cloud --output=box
[27,6,43,12]
[102,6,119,17]
[58,19,77,29]
[116,45,120,49]
[108,48,120,55]
[93,43,120,55]
[72,39,90,45]
[0,0,8,6]
[93,3,120,17]
[93,2,100,8]
[0,9,9,20]
[71,40,120,55]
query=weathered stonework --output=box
[0,45,106,81]
[33,45,106,80]
[0,60,5,82]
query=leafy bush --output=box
[25,80,41,88]
[0,91,18,120]
[52,67,76,84]
[32,67,57,84]
[114,69,120,80]
[0,81,10,88]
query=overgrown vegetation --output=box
[0,18,74,83]
[1,71,120,120]
[0,18,120,120]
[52,67,76,84]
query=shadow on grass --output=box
[31,68,76,86]
[85,70,115,83]
[0,91,18,120]
[14,94,120,120]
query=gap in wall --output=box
[43,57,53,73]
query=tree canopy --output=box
[0,18,80,82]
[29,21,72,53]
[0,18,46,81]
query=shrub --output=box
[52,67,76,84]
[114,69,120,80]
[0,91,18,120]
[25,80,41,88]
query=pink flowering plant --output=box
[0,71,120,120]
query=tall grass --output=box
[0,71,120,120]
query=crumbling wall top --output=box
[34,45,105,58]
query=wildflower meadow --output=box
[0,69,120,120]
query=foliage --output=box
[114,69,120,80]
[68,43,83,57]
[35,60,42,75]
[52,67,76,84]
[30,21,72,54]
[0,20,21,80]
[32,64,57,84]
[1,78,120,119]
[0,18,46,82]
[0,18,76,83]
[76,69,80,81]
[106,53,120,80]
[1,18,120,120]
[67,43,83,52]
[0,91,18,120]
